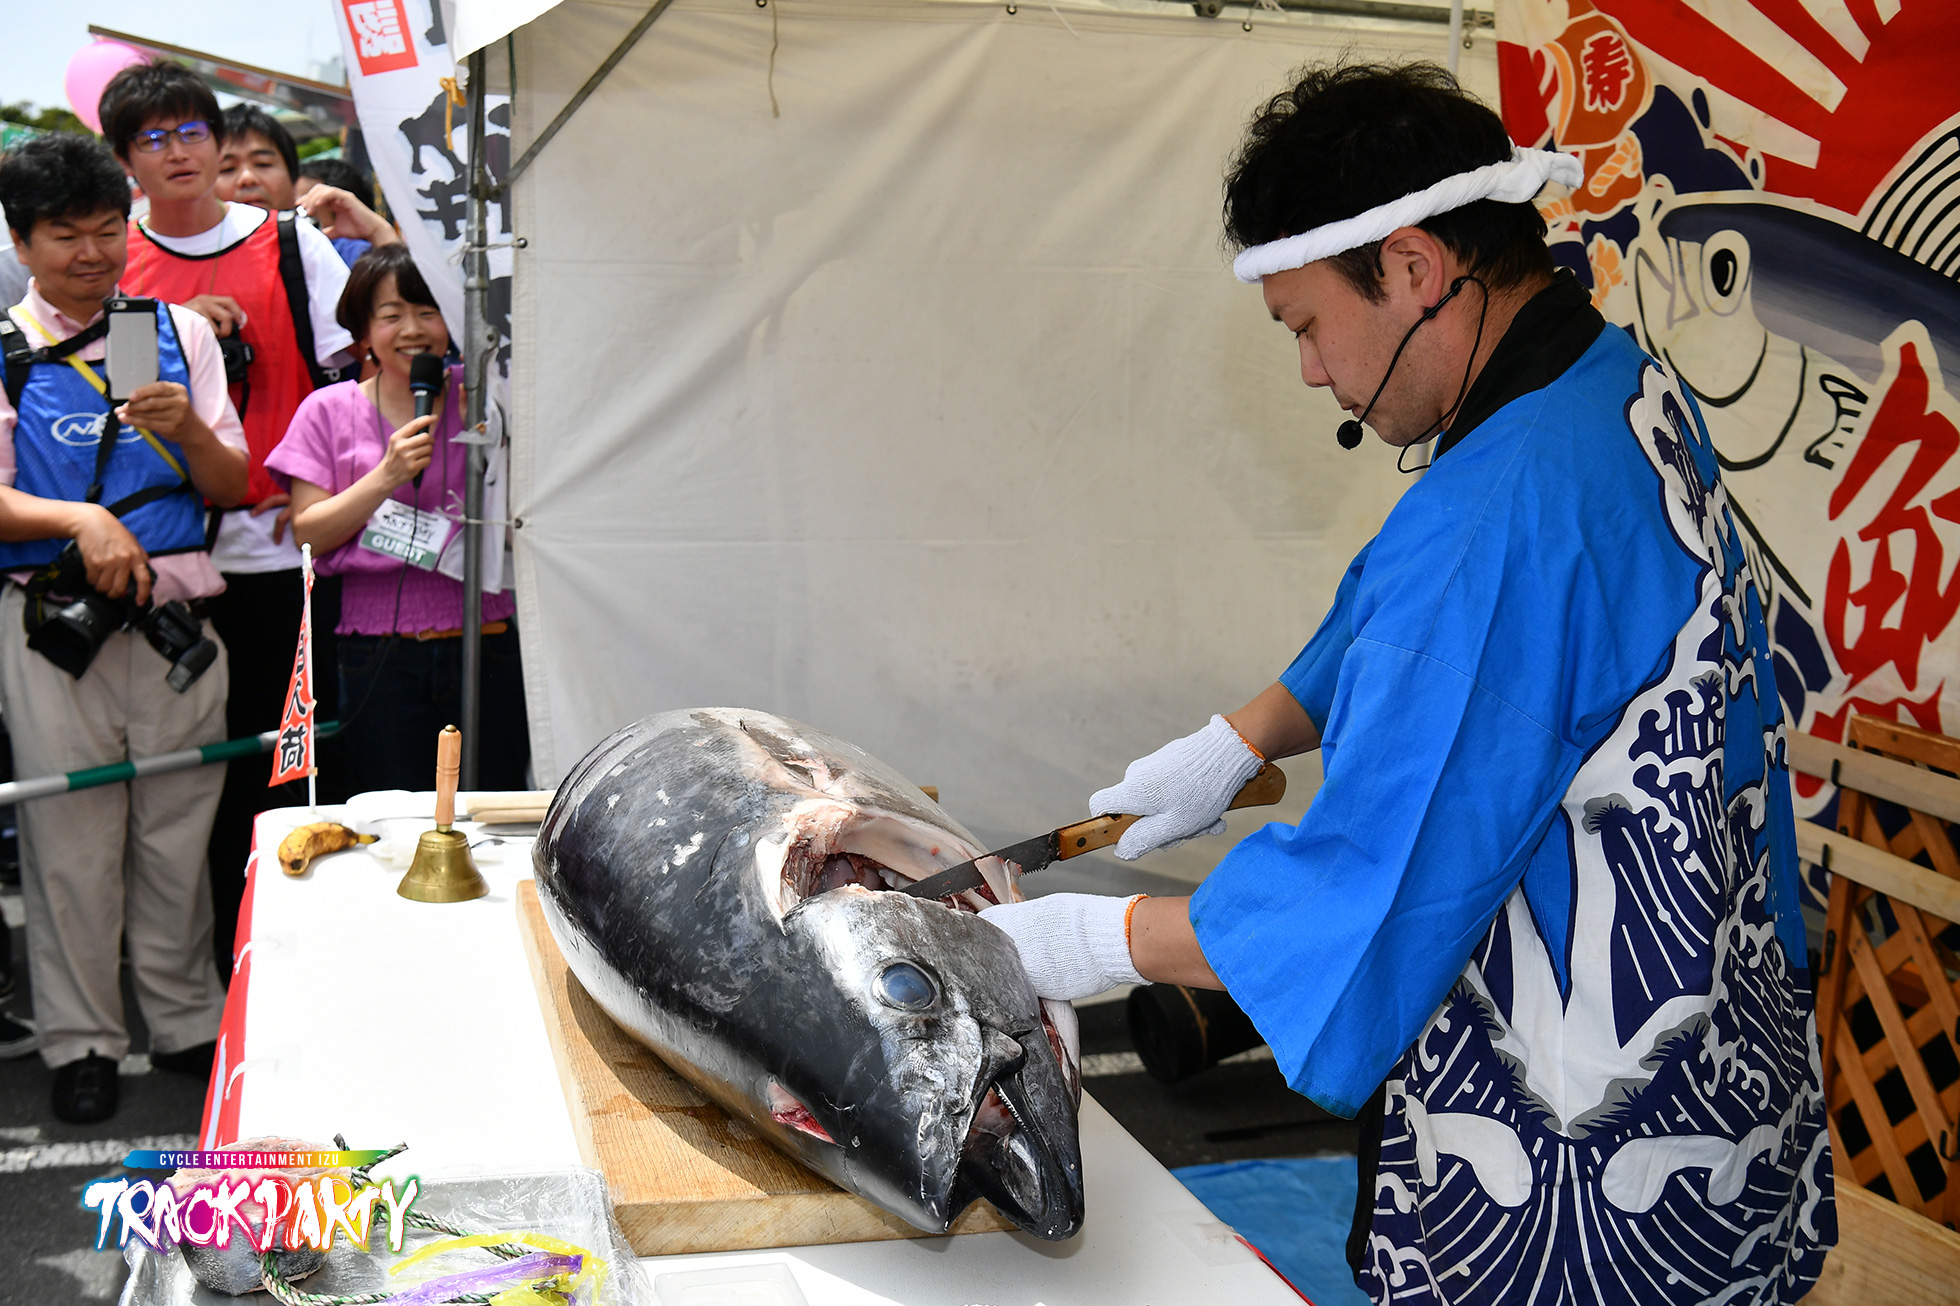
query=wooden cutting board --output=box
[515,880,1014,1254]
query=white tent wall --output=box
[507,0,1498,880]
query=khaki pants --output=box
[0,584,229,1068]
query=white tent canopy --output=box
[453,0,571,57]
[492,0,1497,878]
[453,0,1474,59]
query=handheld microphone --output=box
[408,352,445,489]
[1335,276,1472,450]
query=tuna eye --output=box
[876,962,937,1011]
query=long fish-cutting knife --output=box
[898,761,1288,900]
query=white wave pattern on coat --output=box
[1356,363,1832,1305]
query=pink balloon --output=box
[65,41,151,135]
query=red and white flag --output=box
[270,546,316,788]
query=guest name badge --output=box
[359,498,456,571]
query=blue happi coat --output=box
[1191,325,1834,1303]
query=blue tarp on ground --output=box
[1173,1157,1371,1305]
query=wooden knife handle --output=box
[1229,760,1288,811]
[1054,812,1144,860]
[1054,761,1288,861]
[434,725,461,829]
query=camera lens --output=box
[140,601,218,693]
[26,594,123,679]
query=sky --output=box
[2,2,343,115]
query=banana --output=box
[277,822,378,876]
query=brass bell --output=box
[398,725,487,903]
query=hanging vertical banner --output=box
[1496,1,1960,902]
[270,548,316,788]
[333,0,513,377]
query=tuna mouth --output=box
[955,1035,1085,1240]
[766,1080,835,1144]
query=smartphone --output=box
[104,297,160,404]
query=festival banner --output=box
[332,0,512,376]
[1496,0,1960,902]
[333,0,515,595]
[270,547,316,788]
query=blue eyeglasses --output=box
[127,120,213,154]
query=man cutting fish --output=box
[980,63,1834,1303]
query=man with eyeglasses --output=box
[98,64,373,983]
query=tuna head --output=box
[763,886,1085,1240]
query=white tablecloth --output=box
[214,800,1306,1305]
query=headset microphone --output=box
[1334,276,1472,450]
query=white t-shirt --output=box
[140,203,355,574]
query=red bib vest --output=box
[123,214,314,505]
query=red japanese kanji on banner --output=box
[270,548,315,788]
[341,0,419,78]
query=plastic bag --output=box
[119,1168,651,1306]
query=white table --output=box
[215,800,1307,1306]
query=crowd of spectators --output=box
[0,60,526,1124]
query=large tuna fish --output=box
[532,708,1085,1240]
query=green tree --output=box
[0,103,92,137]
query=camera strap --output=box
[10,305,189,504]
[1,312,108,409]
[276,211,334,391]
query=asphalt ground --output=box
[0,830,1351,1305]
[0,895,212,1306]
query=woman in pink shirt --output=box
[265,245,528,792]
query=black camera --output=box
[217,334,254,387]
[24,543,218,692]
[217,334,254,417]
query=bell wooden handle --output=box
[1053,761,1288,861]
[434,725,461,829]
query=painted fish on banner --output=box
[1497,0,1960,903]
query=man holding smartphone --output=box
[0,132,247,1124]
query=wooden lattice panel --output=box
[1816,716,1960,1228]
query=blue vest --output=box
[0,301,206,571]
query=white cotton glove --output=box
[980,893,1148,1002]
[1090,715,1264,861]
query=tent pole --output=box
[460,45,490,789]
[1446,0,1464,74]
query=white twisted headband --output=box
[1231,146,1583,284]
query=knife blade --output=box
[898,760,1287,900]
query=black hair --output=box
[337,242,442,340]
[98,61,221,161]
[219,104,299,185]
[1224,62,1553,300]
[0,132,132,241]
[296,156,371,203]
